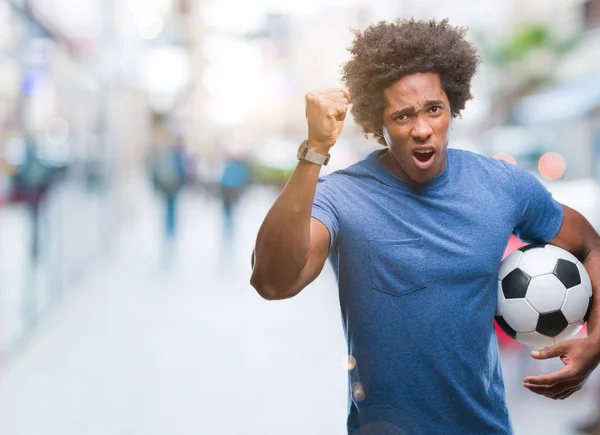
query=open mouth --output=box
[414,150,434,163]
[412,149,435,169]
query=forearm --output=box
[549,206,600,341]
[251,160,322,294]
[584,246,600,341]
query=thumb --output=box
[330,105,347,122]
[531,344,566,360]
[340,88,351,102]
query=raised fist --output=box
[305,88,350,153]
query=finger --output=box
[339,88,351,102]
[524,365,573,386]
[552,387,577,400]
[322,88,350,103]
[305,89,342,104]
[525,383,572,398]
[316,88,346,95]
[328,103,349,121]
[531,343,567,360]
[327,97,350,107]
[305,90,349,111]
[524,379,580,395]
[559,386,582,400]
[526,387,555,398]
[554,386,579,400]
[327,92,350,105]
[319,88,350,100]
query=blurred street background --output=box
[0,0,599,434]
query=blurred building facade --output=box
[0,0,165,361]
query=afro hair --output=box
[341,18,480,145]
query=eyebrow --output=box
[391,100,446,117]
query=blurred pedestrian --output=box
[13,140,53,262]
[11,139,56,328]
[219,155,251,235]
[150,119,187,247]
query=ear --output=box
[449,119,455,131]
[382,126,392,147]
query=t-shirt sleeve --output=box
[503,162,564,243]
[311,176,340,253]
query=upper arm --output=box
[250,218,331,297]
[507,163,564,243]
[549,204,600,261]
[289,174,339,293]
[289,218,332,294]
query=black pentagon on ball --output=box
[536,311,568,337]
[518,243,547,252]
[495,316,517,339]
[553,259,581,289]
[502,269,531,299]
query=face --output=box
[381,72,451,183]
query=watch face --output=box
[297,141,308,159]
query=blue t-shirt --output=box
[311,148,564,435]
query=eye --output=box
[395,114,410,122]
[429,106,443,114]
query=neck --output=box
[378,148,447,182]
[379,149,412,181]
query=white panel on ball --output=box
[554,321,585,344]
[496,281,506,316]
[544,244,579,264]
[503,299,539,333]
[526,274,567,313]
[499,250,523,280]
[518,249,559,277]
[577,262,593,297]
[516,331,554,349]
[561,284,590,324]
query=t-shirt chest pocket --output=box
[369,238,427,297]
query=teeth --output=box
[415,150,433,154]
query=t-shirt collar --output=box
[368,148,450,192]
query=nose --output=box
[411,116,433,142]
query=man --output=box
[250,19,600,435]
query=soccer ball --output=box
[496,244,593,349]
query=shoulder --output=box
[314,152,378,205]
[317,153,370,183]
[449,148,517,185]
[449,148,503,168]
[320,150,379,183]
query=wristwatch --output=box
[297,140,330,166]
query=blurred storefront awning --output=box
[512,73,600,125]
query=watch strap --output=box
[298,140,330,166]
[304,148,330,166]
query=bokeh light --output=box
[128,2,164,40]
[346,355,357,371]
[538,152,566,181]
[45,116,70,144]
[492,153,517,165]
[351,382,366,401]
